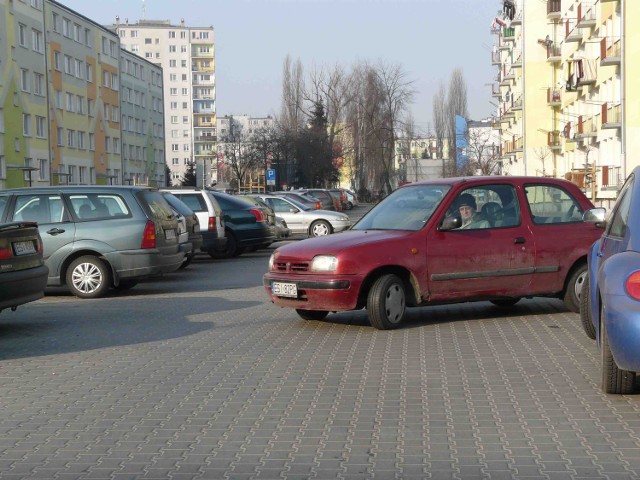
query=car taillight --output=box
[249,208,265,222]
[0,246,11,260]
[141,220,156,249]
[208,216,216,231]
[625,271,640,300]
[36,238,43,254]
[315,201,321,210]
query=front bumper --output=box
[263,273,362,311]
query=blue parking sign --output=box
[266,168,276,185]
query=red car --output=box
[264,176,603,329]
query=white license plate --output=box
[165,229,176,240]
[13,241,36,256]
[272,282,298,298]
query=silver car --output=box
[254,194,351,237]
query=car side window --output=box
[607,178,633,238]
[69,194,130,220]
[176,194,206,213]
[12,194,65,224]
[269,198,294,213]
[447,185,519,230]
[525,185,583,225]
[0,196,7,220]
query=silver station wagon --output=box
[0,186,188,298]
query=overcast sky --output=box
[61,0,499,134]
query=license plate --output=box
[13,241,36,256]
[165,229,176,240]
[272,282,298,298]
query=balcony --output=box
[577,3,597,28]
[601,103,621,129]
[194,135,217,142]
[547,88,561,106]
[512,97,523,111]
[576,115,597,140]
[565,19,582,42]
[601,166,622,190]
[514,136,523,152]
[511,11,522,26]
[546,44,562,63]
[492,83,502,97]
[503,27,516,40]
[600,37,621,66]
[499,36,512,51]
[511,54,522,68]
[547,0,562,20]
[491,51,501,65]
[548,130,562,150]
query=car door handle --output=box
[46,228,65,235]
[514,237,526,244]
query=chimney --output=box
[115,15,120,26]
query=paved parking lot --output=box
[1,220,639,479]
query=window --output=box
[85,28,92,47]
[111,106,119,122]
[87,99,94,116]
[171,116,178,124]
[23,114,31,136]
[145,38,152,44]
[33,74,44,98]
[76,95,85,114]
[183,144,190,151]
[20,69,30,92]
[35,116,45,138]
[169,60,177,68]
[113,138,120,154]
[182,116,189,124]
[525,184,584,225]
[38,159,48,181]
[607,176,633,238]
[32,29,43,52]
[172,144,179,152]
[0,108,3,133]
[79,166,86,184]
[105,136,111,153]
[68,165,76,184]
[86,64,93,82]
[103,71,110,88]
[110,40,117,57]
[78,131,85,149]
[18,24,27,47]
[172,158,179,165]
[57,127,63,146]
[74,59,84,79]
[65,92,75,112]
[0,155,5,180]
[64,55,72,74]
[170,88,177,95]
[54,51,61,70]
[182,88,188,95]
[73,24,81,42]
[63,18,70,37]
[111,73,119,91]
[169,45,176,52]
[181,60,187,68]
[67,129,75,147]
[131,30,138,38]
[89,133,95,151]
[52,12,59,32]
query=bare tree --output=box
[446,68,469,176]
[432,81,447,177]
[219,118,261,190]
[468,127,502,175]
[280,55,305,133]
[399,113,417,183]
[533,147,551,177]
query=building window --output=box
[32,29,43,53]
[20,69,30,92]
[145,38,152,44]
[0,155,5,180]
[78,131,85,149]
[18,24,27,47]
[23,114,31,136]
[67,129,75,147]
[38,159,48,181]
[54,51,61,70]
[89,133,95,151]
[35,116,45,138]
[57,127,63,146]
[63,18,70,37]
[52,12,59,32]
[68,165,76,184]
[79,166,86,184]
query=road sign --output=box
[266,168,276,185]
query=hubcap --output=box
[385,283,405,324]
[72,263,103,294]
[312,223,329,236]
[574,270,587,300]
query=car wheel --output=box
[579,274,596,340]
[367,274,406,330]
[601,311,636,394]
[210,233,240,259]
[179,253,194,269]
[346,201,353,210]
[66,255,111,299]
[114,279,139,290]
[490,298,520,307]
[310,220,332,237]
[563,263,587,313]
[296,309,329,321]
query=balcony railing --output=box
[548,130,562,149]
[503,27,516,39]
[601,166,622,190]
[601,37,621,65]
[546,44,561,62]
[577,115,597,137]
[547,0,561,18]
[547,88,561,106]
[492,83,502,97]
[601,103,621,128]
[577,3,597,28]
[515,136,523,152]
[492,51,501,64]
[565,19,582,42]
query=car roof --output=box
[403,175,578,188]
[3,185,155,193]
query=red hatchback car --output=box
[264,176,603,329]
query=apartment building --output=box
[112,18,215,187]
[0,0,166,188]
[492,0,638,203]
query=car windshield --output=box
[282,197,311,211]
[352,184,450,231]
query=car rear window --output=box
[214,192,252,210]
[175,193,207,213]
[139,191,174,221]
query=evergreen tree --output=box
[181,162,197,186]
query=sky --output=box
[61,0,500,135]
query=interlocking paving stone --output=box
[1,258,640,480]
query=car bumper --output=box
[0,264,49,310]
[105,248,185,279]
[602,293,640,372]
[263,273,362,311]
[200,231,227,252]
[331,220,352,233]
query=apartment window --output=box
[172,158,179,165]
[67,129,75,147]
[23,114,31,136]
[52,12,59,32]
[181,45,187,52]
[63,18,70,37]
[105,136,111,153]
[87,99,94,116]
[145,38,152,44]
[103,71,110,88]
[54,51,61,70]
[0,155,5,180]
[172,144,179,152]
[86,64,93,82]
[182,88,188,95]
[32,72,43,95]
[20,69,30,92]
[131,45,139,52]
[89,133,95,151]
[65,93,75,112]
[38,159,48,181]
[169,60,177,68]
[182,74,188,81]
[85,28,92,47]
[79,166,86,184]
[110,40,117,57]
[78,131,85,149]
[182,116,189,123]
[170,74,177,81]
[183,130,189,138]
[64,55,72,74]
[73,24,81,42]
[35,116,45,138]
[113,138,120,154]
[171,116,178,124]
[56,127,63,146]
[145,52,153,59]
[183,144,190,152]
[23,158,33,181]
[170,101,177,109]
[101,37,108,54]
[181,60,187,68]
[170,88,177,95]
[104,104,110,119]
[119,30,126,38]
[169,45,176,52]
[30,0,43,9]
[182,102,188,109]
[171,130,178,138]
[131,30,138,38]
[74,59,84,79]
[68,165,76,184]
[18,24,27,47]
[111,106,119,122]
[180,31,186,39]
[32,29,43,53]
[111,73,119,91]
[76,95,84,114]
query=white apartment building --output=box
[110,18,215,186]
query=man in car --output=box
[457,193,490,229]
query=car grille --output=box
[274,261,310,272]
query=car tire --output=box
[346,201,353,210]
[563,263,587,313]
[601,312,636,394]
[179,253,194,269]
[296,309,329,321]
[66,255,111,299]
[210,232,241,259]
[579,274,596,340]
[114,279,139,290]
[310,220,332,237]
[490,298,520,307]
[367,274,406,330]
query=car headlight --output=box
[269,253,275,271]
[311,255,338,272]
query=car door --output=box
[425,184,535,299]
[9,193,75,279]
[264,197,305,234]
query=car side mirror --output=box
[439,216,461,231]
[290,208,298,213]
[583,208,606,228]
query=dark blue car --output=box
[582,166,640,394]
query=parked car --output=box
[209,190,276,258]
[238,195,291,241]
[253,194,351,237]
[344,189,359,210]
[297,189,336,211]
[160,192,203,268]
[273,191,322,210]
[264,176,602,329]
[581,167,640,394]
[162,187,226,258]
[0,222,48,314]
[275,217,291,240]
[329,188,349,211]
[0,186,187,298]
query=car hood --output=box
[311,209,348,219]
[273,229,409,259]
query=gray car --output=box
[0,186,187,299]
[254,194,351,237]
